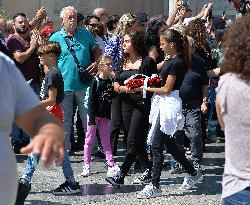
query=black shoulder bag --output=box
[63,36,93,83]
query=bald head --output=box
[93,8,108,23]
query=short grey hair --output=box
[60,6,77,19]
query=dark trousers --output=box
[174,103,203,164]
[201,113,208,147]
[152,122,196,188]
[121,99,150,175]
[110,95,127,155]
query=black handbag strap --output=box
[61,35,81,71]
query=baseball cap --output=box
[136,12,148,23]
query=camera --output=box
[181,0,188,6]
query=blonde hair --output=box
[96,55,113,75]
[60,6,77,19]
[114,13,137,37]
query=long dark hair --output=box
[121,31,148,69]
[162,29,190,68]
[144,19,166,49]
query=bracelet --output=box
[118,85,121,93]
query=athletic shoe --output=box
[133,168,152,184]
[105,171,124,187]
[170,162,184,174]
[193,161,202,172]
[179,170,203,190]
[15,178,31,205]
[52,181,81,195]
[107,165,120,178]
[81,164,91,177]
[137,183,162,199]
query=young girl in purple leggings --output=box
[81,55,120,177]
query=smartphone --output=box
[222,10,225,16]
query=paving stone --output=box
[16,143,224,205]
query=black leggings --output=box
[121,100,150,175]
[110,95,127,155]
[152,121,196,188]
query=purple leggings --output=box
[84,116,115,166]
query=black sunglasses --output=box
[89,23,100,27]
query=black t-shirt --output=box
[115,56,157,103]
[195,46,217,71]
[179,54,209,104]
[159,56,186,90]
[88,77,114,125]
[40,68,64,104]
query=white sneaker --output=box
[107,165,120,178]
[137,183,162,199]
[179,170,203,190]
[81,164,91,177]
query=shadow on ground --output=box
[25,200,71,205]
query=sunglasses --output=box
[89,23,100,27]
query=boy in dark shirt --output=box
[16,42,81,204]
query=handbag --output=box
[62,36,93,83]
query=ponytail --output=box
[162,29,190,69]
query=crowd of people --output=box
[0,0,250,204]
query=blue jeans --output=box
[223,188,250,205]
[11,124,30,143]
[22,150,76,183]
[62,89,88,150]
[11,83,40,143]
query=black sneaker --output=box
[170,162,183,174]
[133,168,152,184]
[105,171,124,187]
[15,178,31,205]
[52,181,81,195]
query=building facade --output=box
[0,0,235,27]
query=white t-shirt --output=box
[95,35,105,54]
[183,17,195,26]
[0,53,39,205]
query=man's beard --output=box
[16,27,28,34]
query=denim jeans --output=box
[22,149,75,183]
[223,188,250,205]
[174,103,203,164]
[11,83,40,143]
[62,89,88,150]
[11,124,30,143]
